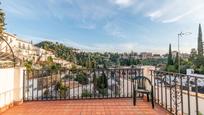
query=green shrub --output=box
[54,81,69,98]
[74,72,89,85]
[81,90,92,97]
[95,72,108,95]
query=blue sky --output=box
[1,0,204,53]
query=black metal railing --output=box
[151,70,204,115]
[23,68,143,101]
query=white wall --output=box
[0,67,24,109]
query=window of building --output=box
[19,43,21,48]
[23,44,25,49]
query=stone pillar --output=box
[13,67,24,105]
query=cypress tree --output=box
[174,52,179,71]
[167,44,174,65]
[198,24,203,57]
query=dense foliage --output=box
[35,41,77,62]
[0,9,5,34]
[35,41,167,69]
[165,24,204,74]
[74,72,89,85]
[95,72,108,95]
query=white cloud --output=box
[110,0,135,7]
[147,0,204,23]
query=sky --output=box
[1,0,204,54]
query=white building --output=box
[1,32,56,64]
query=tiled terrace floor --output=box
[2,99,169,115]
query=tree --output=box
[96,71,108,95]
[197,24,203,57]
[47,56,53,65]
[167,44,174,65]
[189,48,197,61]
[174,52,179,71]
[166,44,176,72]
[54,81,68,98]
[166,65,177,72]
[74,72,89,85]
[24,60,33,72]
[0,9,5,34]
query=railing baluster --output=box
[60,69,62,100]
[97,69,100,98]
[89,69,92,99]
[175,74,177,115]
[170,74,172,112]
[187,75,191,115]
[41,71,43,100]
[106,69,109,99]
[73,70,75,99]
[123,69,125,97]
[93,70,96,99]
[69,70,70,99]
[131,69,133,97]
[55,70,58,100]
[114,69,117,98]
[153,71,156,104]
[157,73,159,104]
[161,73,163,107]
[27,71,29,101]
[195,77,199,115]
[63,69,66,100]
[23,70,25,101]
[180,75,183,115]
[46,71,48,100]
[102,70,106,98]
[150,70,152,83]
[111,70,113,98]
[32,70,34,100]
[37,70,39,100]
[165,74,167,110]
[51,70,53,100]
[127,69,129,97]
[119,69,121,98]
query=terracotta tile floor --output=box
[2,99,169,115]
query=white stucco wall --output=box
[0,67,24,108]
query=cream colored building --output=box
[1,32,74,68]
[1,32,55,63]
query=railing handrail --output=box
[150,69,204,79]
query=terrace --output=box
[1,67,204,115]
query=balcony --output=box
[1,68,204,115]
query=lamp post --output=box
[177,32,192,74]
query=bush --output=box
[63,74,73,80]
[44,89,49,97]
[81,89,92,97]
[95,72,108,95]
[166,65,177,72]
[54,81,69,98]
[74,72,89,85]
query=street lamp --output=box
[177,32,192,74]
